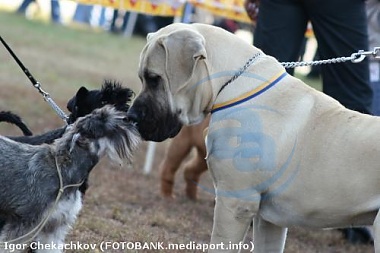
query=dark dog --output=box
[0,105,140,253]
[8,80,134,146]
[66,80,133,124]
[0,111,32,136]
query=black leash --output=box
[0,36,69,123]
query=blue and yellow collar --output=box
[211,71,288,114]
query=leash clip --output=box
[34,82,69,123]
[34,81,49,97]
[373,47,380,60]
[351,47,380,63]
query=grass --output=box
[0,10,373,253]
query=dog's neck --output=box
[210,54,286,112]
[195,26,286,113]
[54,133,98,189]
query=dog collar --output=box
[217,52,262,96]
[211,70,288,113]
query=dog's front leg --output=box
[253,216,287,253]
[209,196,257,253]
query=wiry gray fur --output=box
[0,105,140,253]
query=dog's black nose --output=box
[126,107,139,124]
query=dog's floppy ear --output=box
[147,32,155,42]
[158,29,207,90]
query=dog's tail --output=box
[0,111,33,136]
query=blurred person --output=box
[109,9,130,34]
[245,0,372,115]
[17,0,35,14]
[72,4,107,28]
[17,0,60,23]
[72,4,93,24]
[214,18,239,33]
[245,0,373,244]
[109,10,171,36]
[366,0,380,115]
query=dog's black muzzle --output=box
[127,99,182,142]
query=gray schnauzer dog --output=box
[0,105,140,253]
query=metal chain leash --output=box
[217,52,262,95]
[218,47,380,96]
[281,47,380,69]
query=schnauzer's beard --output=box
[92,131,140,166]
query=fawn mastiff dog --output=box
[128,23,380,252]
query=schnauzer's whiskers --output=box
[89,117,140,166]
[96,134,138,166]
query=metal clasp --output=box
[351,47,380,63]
[33,81,50,97]
[373,47,380,60]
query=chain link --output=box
[217,52,262,95]
[281,47,380,69]
[217,47,380,95]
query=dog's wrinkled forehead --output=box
[139,25,207,91]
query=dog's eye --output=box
[145,74,161,88]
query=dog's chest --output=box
[206,106,296,170]
[45,191,82,233]
[205,105,302,200]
